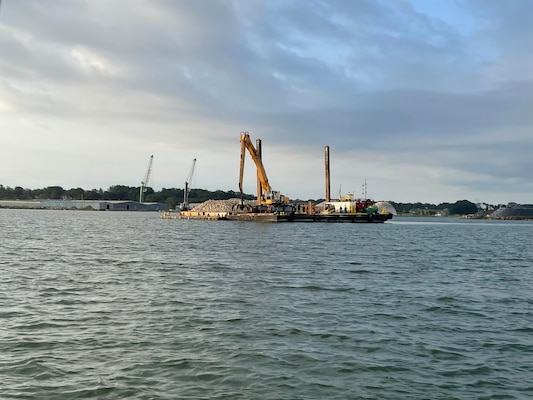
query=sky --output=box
[1,0,532,204]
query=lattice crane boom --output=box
[139,155,153,203]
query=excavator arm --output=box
[239,131,272,198]
[237,131,291,209]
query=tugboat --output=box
[311,192,394,223]
[312,146,395,223]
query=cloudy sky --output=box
[1,0,532,203]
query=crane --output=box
[239,131,289,207]
[139,155,153,203]
[180,158,197,211]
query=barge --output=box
[161,198,394,223]
[161,211,392,223]
[160,133,395,223]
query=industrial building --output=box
[0,200,167,211]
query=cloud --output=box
[0,0,531,203]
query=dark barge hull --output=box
[225,212,392,223]
[164,211,392,223]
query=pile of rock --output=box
[490,204,533,219]
[191,198,256,213]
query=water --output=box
[1,209,532,399]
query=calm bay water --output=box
[1,209,532,399]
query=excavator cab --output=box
[263,190,290,204]
[263,190,280,204]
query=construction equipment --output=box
[238,131,290,212]
[180,158,197,211]
[139,155,153,203]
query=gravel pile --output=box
[191,198,256,213]
[490,204,533,218]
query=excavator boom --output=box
[239,132,272,196]
[239,131,289,205]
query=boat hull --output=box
[163,210,393,223]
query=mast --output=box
[256,138,262,205]
[325,146,330,202]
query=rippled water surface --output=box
[1,209,532,399]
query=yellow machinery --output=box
[239,131,290,208]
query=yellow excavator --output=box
[237,131,291,212]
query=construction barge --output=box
[162,132,395,223]
[162,209,392,223]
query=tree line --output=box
[1,183,485,215]
[0,184,255,210]
[388,200,480,216]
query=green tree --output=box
[84,189,102,200]
[0,185,15,199]
[14,186,26,199]
[65,187,85,200]
[41,186,64,199]
[106,185,137,200]
[165,197,177,210]
[448,200,478,215]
